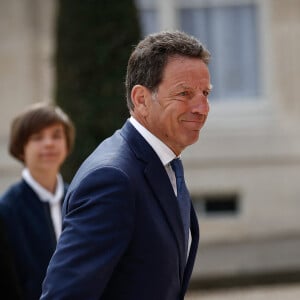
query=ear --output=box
[131,85,151,117]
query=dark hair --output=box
[9,102,75,163]
[125,30,211,111]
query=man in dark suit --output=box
[41,30,211,300]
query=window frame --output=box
[134,0,273,131]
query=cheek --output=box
[60,141,69,158]
[23,144,34,160]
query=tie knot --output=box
[170,158,184,178]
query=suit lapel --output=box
[120,121,187,278]
[144,161,186,276]
[181,204,199,296]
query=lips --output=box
[192,114,207,123]
[40,152,59,159]
[182,114,207,129]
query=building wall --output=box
[1,0,300,245]
[0,0,56,192]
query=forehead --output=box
[161,56,210,88]
[30,122,65,135]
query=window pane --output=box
[180,4,260,101]
[138,9,158,36]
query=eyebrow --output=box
[174,83,213,91]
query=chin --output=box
[189,130,201,141]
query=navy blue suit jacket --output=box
[0,180,67,300]
[41,120,199,300]
[0,217,22,299]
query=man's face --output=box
[141,56,211,155]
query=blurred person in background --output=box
[0,102,75,300]
[41,30,211,300]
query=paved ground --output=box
[186,283,300,300]
[190,233,300,289]
[185,233,300,299]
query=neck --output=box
[29,169,58,193]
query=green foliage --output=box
[55,0,141,181]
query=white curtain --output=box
[180,4,260,101]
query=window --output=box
[135,0,261,103]
[138,9,158,36]
[193,193,240,217]
[180,4,260,102]
[135,0,158,36]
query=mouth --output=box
[182,115,207,129]
[40,153,59,159]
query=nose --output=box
[43,136,55,146]
[191,94,210,115]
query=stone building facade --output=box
[0,0,56,190]
[1,0,300,258]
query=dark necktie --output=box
[170,158,191,255]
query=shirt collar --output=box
[129,116,177,166]
[22,168,64,205]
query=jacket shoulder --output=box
[0,181,31,211]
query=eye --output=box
[203,90,210,97]
[29,133,42,141]
[178,91,189,97]
[53,130,65,140]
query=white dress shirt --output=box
[22,168,64,240]
[129,117,192,257]
[129,117,178,194]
